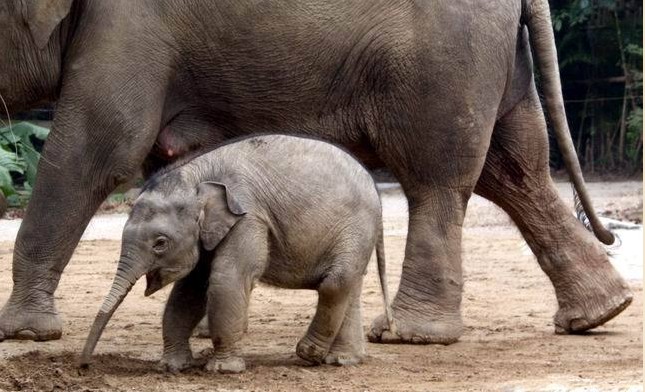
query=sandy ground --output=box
[0,181,642,391]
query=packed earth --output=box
[0,181,641,391]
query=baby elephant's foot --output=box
[323,350,363,366]
[296,336,328,365]
[158,351,205,373]
[205,356,246,374]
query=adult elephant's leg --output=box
[369,114,495,345]
[369,185,468,344]
[475,86,633,333]
[0,81,165,341]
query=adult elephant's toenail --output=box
[569,318,589,332]
[16,329,37,340]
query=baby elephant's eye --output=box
[152,236,170,254]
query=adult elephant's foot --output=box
[554,289,633,334]
[368,305,463,345]
[0,294,62,341]
[546,250,633,334]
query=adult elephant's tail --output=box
[522,0,614,245]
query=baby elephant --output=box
[81,135,394,373]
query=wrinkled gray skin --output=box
[80,135,395,373]
[0,0,632,344]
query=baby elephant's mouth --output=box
[145,267,184,296]
[145,268,164,297]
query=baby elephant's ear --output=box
[197,182,246,251]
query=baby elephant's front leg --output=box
[160,260,210,373]
[204,262,253,374]
[204,222,267,374]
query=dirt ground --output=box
[0,181,642,391]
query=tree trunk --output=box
[618,90,628,165]
[613,9,633,167]
[0,192,6,218]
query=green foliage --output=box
[551,0,643,173]
[0,122,49,207]
[106,193,126,204]
[552,0,595,31]
[625,43,643,57]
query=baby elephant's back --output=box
[229,135,381,266]
[236,135,379,209]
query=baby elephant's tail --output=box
[376,218,397,335]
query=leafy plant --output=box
[0,122,50,207]
[551,0,642,173]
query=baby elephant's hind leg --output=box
[324,281,365,366]
[297,248,365,364]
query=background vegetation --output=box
[0,122,49,209]
[551,0,642,173]
[0,0,642,210]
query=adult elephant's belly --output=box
[151,95,388,176]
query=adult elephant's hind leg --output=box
[475,87,632,333]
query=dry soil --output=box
[0,181,641,391]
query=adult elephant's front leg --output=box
[369,186,468,344]
[0,82,165,341]
[367,103,496,345]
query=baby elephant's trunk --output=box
[376,219,397,335]
[80,258,146,367]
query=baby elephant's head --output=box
[80,181,245,367]
[125,190,202,297]
[135,182,246,296]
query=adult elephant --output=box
[0,0,631,343]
